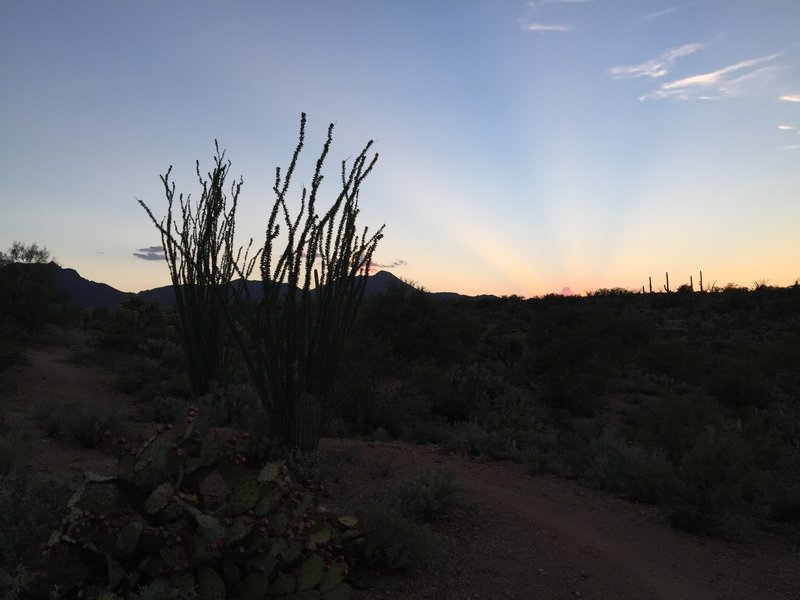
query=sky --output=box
[1,0,799,297]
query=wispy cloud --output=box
[609,43,703,80]
[780,144,800,150]
[636,7,678,24]
[780,94,800,102]
[133,246,165,261]
[778,124,795,130]
[641,52,783,100]
[523,0,591,33]
[372,259,408,269]
[526,22,572,32]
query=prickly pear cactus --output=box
[30,407,354,599]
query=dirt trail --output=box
[321,439,800,600]
[0,336,149,478]
[2,336,798,599]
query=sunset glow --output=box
[2,1,798,297]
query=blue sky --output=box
[1,0,799,296]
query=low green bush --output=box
[666,428,751,537]
[0,471,73,570]
[439,421,487,456]
[584,438,674,504]
[32,398,126,449]
[378,469,469,522]
[359,503,436,571]
[64,402,126,448]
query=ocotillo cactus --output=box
[292,392,321,451]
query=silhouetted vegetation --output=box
[330,281,800,539]
[138,144,241,397]
[139,114,383,451]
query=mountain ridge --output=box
[0,263,486,308]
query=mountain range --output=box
[0,262,487,309]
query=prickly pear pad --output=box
[31,407,352,599]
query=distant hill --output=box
[0,263,481,309]
[138,270,465,306]
[51,264,127,308]
[0,262,127,309]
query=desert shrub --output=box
[134,395,187,424]
[549,419,604,478]
[0,564,29,600]
[32,399,125,449]
[441,363,506,422]
[584,438,674,503]
[360,503,436,571]
[538,371,605,418]
[523,446,564,475]
[666,428,751,537]
[323,417,350,438]
[632,390,721,464]
[400,420,449,444]
[637,338,704,385]
[112,358,156,395]
[363,284,468,363]
[481,429,522,461]
[285,447,321,486]
[360,378,429,437]
[439,421,487,456]
[704,356,770,409]
[197,383,259,428]
[378,470,469,522]
[519,424,565,475]
[64,402,126,448]
[97,296,164,351]
[0,471,73,570]
[478,389,539,434]
[31,395,67,439]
